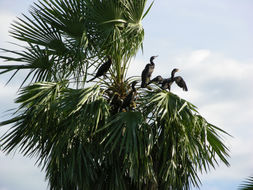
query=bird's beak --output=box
[175,68,179,72]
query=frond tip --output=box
[239,176,253,190]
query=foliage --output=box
[0,0,151,86]
[0,0,230,190]
[239,176,253,190]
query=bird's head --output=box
[150,55,158,62]
[157,75,163,80]
[107,55,112,60]
[172,68,179,73]
[171,68,179,77]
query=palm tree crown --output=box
[0,0,230,190]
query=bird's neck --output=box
[150,60,155,65]
[171,72,175,78]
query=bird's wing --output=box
[157,76,164,83]
[96,59,112,76]
[174,76,188,91]
[161,78,170,89]
[141,64,150,87]
[122,90,134,108]
[149,76,163,84]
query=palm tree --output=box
[0,0,230,189]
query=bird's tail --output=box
[88,77,96,82]
[141,82,146,88]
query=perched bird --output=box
[161,68,179,91]
[162,68,188,91]
[141,55,158,88]
[88,57,112,82]
[149,75,164,84]
[122,81,138,109]
[110,92,123,114]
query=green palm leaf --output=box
[0,44,58,86]
[33,0,87,39]
[239,176,253,190]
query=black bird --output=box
[141,55,158,88]
[161,68,178,91]
[162,68,188,91]
[149,75,164,84]
[122,81,138,109]
[110,92,123,114]
[88,57,112,82]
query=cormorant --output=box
[162,68,188,91]
[122,81,138,109]
[88,57,112,82]
[110,92,123,114]
[161,68,178,91]
[141,55,158,88]
[149,75,164,84]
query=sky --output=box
[0,0,253,190]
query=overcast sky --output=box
[0,0,253,190]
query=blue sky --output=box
[0,0,253,190]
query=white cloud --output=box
[0,82,17,96]
[0,12,16,45]
[174,50,253,83]
[184,49,211,64]
[0,82,18,118]
[0,188,9,190]
[0,152,47,190]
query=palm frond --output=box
[0,44,58,86]
[98,111,155,187]
[0,0,92,85]
[33,0,87,39]
[0,82,110,189]
[139,90,230,189]
[239,176,253,190]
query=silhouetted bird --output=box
[149,75,164,84]
[162,68,188,91]
[141,56,158,88]
[88,57,112,82]
[122,81,138,109]
[110,92,123,114]
[161,68,179,91]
